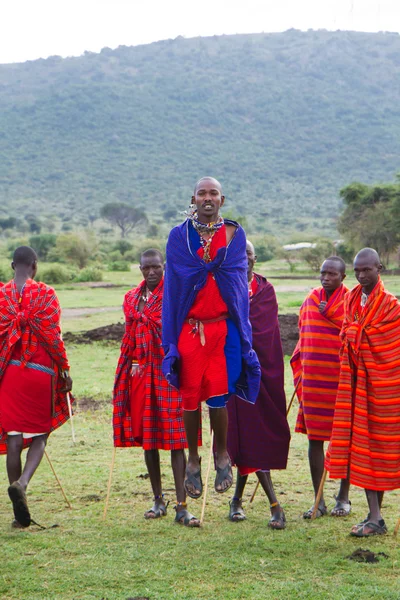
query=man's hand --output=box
[60,375,73,393]
[319,301,327,313]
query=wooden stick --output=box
[286,379,300,418]
[44,450,72,509]
[394,517,400,537]
[249,480,260,504]
[66,392,76,444]
[200,430,215,526]
[311,468,328,520]
[103,446,117,521]
[249,382,300,505]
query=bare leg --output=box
[257,471,286,528]
[365,489,382,524]
[331,478,351,516]
[304,439,327,518]
[144,449,166,518]
[6,435,23,485]
[229,471,248,521]
[170,449,186,504]
[18,434,48,491]
[233,472,248,500]
[350,489,386,536]
[182,409,202,498]
[209,407,232,492]
[171,449,200,527]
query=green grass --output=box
[1,347,400,600]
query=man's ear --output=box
[220,195,225,207]
[342,273,347,281]
[11,261,15,272]
[254,254,258,264]
[377,263,383,273]
[191,195,195,204]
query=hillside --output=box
[1,29,400,237]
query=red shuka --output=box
[0,279,72,454]
[113,278,193,449]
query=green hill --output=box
[1,29,400,237]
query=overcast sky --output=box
[1,0,399,64]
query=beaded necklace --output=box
[184,206,224,263]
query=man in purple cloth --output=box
[227,241,290,528]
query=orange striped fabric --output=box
[326,277,400,491]
[291,284,348,441]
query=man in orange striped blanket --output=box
[291,256,350,519]
[326,248,400,537]
[0,246,73,528]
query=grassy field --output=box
[2,265,400,599]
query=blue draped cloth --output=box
[162,219,261,404]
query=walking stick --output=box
[394,517,400,537]
[66,392,76,444]
[103,446,116,521]
[44,450,72,509]
[200,430,215,526]
[250,380,300,504]
[311,468,328,520]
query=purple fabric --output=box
[227,275,291,470]
[162,219,261,404]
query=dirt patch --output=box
[347,548,389,563]
[78,397,105,411]
[64,315,299,355]
[278,314,299,356]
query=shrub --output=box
[0,265,11,282]
[113,240,133,255]
[73,266,103,282]
[29,233,57,260]
[108,261,131,272]
[39,265,74,285]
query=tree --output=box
[100,203,148,238]
[50,233,96,269]
[302,239,334,273]
[113,240,133,255]
[29,234,57,260]
[0,217,18,232]
[26,215,42,234]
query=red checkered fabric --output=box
[0,279,73,454]
[113,278,193,450]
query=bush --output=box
[0,265,11,282]
[29,233,57,260]
[113,240,133,255]
[108,261,131,272]
[73,266,103,282]
[39,265,74,285]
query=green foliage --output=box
[0,265,10,282]
[6,238,29,258]
[49,232,97,269]
[2,31,400,236]
[0,217,17,231]
[100,202,148,238]
[73,266,103,282]
[335,241,354,264]
[302,239,335,273]
[38,264,74,284]
[113,239,133,255]
[108,260,131,272]
[29,233,57,260]
[339,177,400,265]
[252,236,279,262]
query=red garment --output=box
[233,275,260,476]
[0,279,72,454]
[113,278,194,449]
[178,225,230,410]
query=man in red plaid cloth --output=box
[113,249,201,527]
[0,246,73,528]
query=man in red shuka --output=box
[113,249,200,526]
[0,246,73,528]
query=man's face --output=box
[320,260,344,293]
[140,255,163,291]
[192,179,225,222]
[353,255,381,293]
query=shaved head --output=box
[12,246,38,267]
[353,247,382,294]
[354,247,381,267]
[246,240,255,255]
[140,248,164,265]
[193,177,222,195]
[323,256,346,274]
